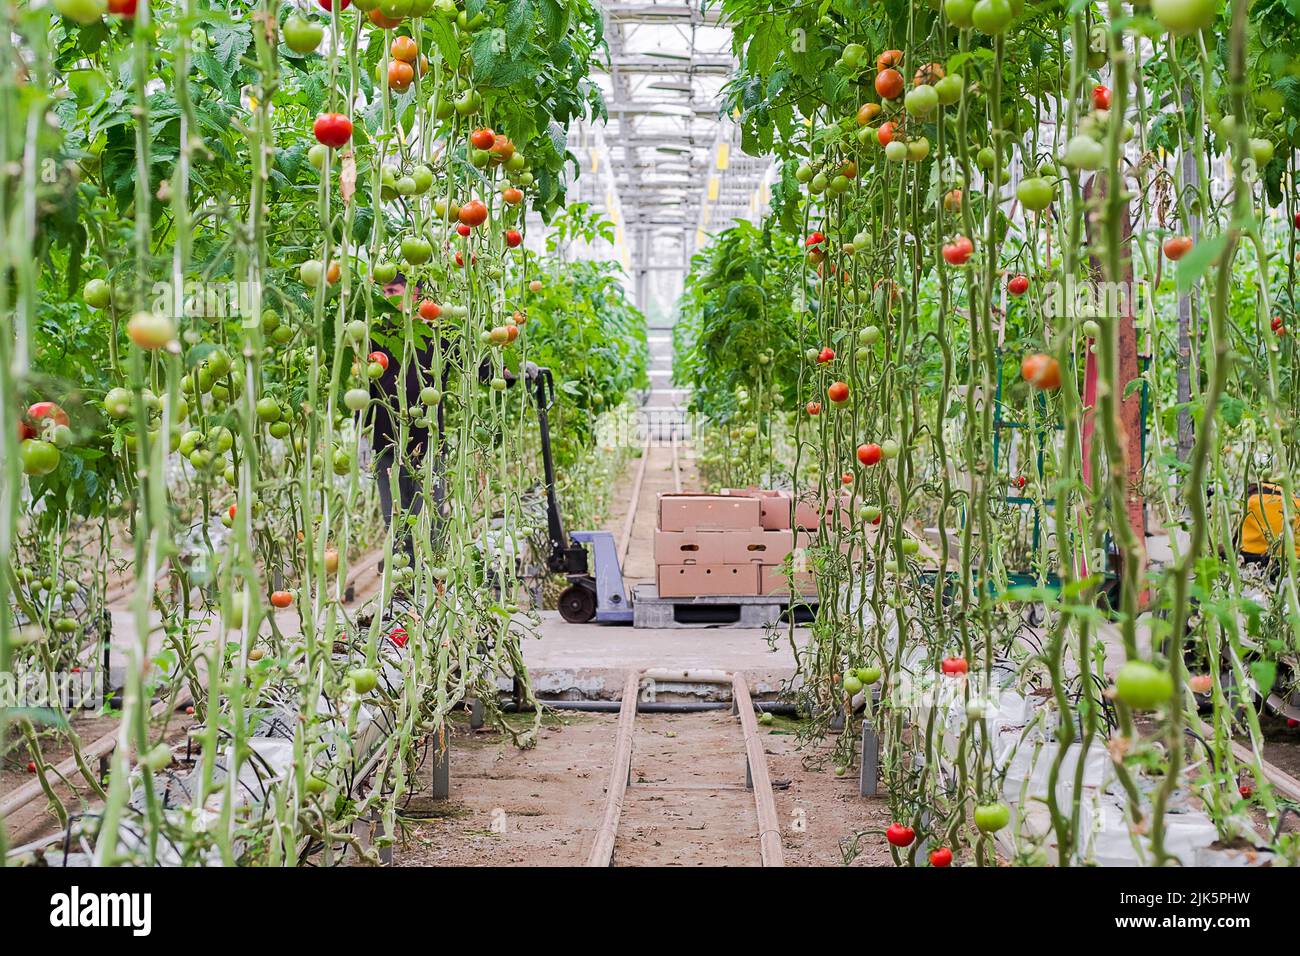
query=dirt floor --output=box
[393,709,892,867]
[3,712,125,847]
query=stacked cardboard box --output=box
[654,489,826,599]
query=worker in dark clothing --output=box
[367,274,515,559]
[370,274,440,560]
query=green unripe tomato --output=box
[84,278,112,309]
[934,74,963,105]
[1151,0,1216,35]
[1016,177,1055,212]
[971,0,1013,34]
[905,84,939,117]
[974,803,1011,833]
[944,0,975,27]
[1114,660,1174,709]
[255,397,282,422]
[410,165,434,193]
[104,386,133,419]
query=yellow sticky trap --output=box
[716,143,729,170]
[707,176,719,201]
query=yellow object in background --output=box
[1239,483,1300,557]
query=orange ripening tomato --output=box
[1021,353,1062,391]
[875,49,904,71]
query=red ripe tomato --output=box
[388,60,414,92]
[806,231,825,247]
[877,122,898,146]
[458,199,488,227]
[228,504,237,520]
[1014,475,1026,489]
[929,847,953,867]
[817,346,835,364]
[875,49,903,72]
[17,421,34,441]
[1294,211,1300,230]
[1091,85,1111,110]
[1277,325,1288,338]
[941,656,969,675]
[418,300,442,321]
[28,402,70,427]
[1163,235,1193,261]
[391,36,418,63]
[942,236,974,265]
[388,626,409,648]
[368,350,389,371]
[806,401,822,415]
[1271,316,1284,331]
[456,223,472,237]
[270,590,294,608]
[885,822,914,847]
[1007,274,1029,296]
[504,229,523,248]
[827,381,849,404]
[875,68,904,100]
[318,0,350,9]
[108,0,138,14]
[313,113,352,148]
[857,443,882,466]
[469,127,496,151]
[489,135,516,163]
[454,252,465,267]
[841,472,854,486]
[1239,785,1253,799]
[1021,352,1062,391]
[27,761,37,773]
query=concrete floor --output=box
[520,610,806,699]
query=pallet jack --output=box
[526,364,633,624]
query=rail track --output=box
[585,669,785,867]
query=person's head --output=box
[382,272,408,300]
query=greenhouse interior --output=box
[1,0,1299,906]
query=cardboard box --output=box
[759,564,818,597]
[722,529,796,564]
[656,563,760,597]
[658,494,762,532]
[722,487,793,530]
[653,530,729,565]
[791,491,854,531]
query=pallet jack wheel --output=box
[558,584,597,624]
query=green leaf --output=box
[1250,659,1277,697]
[1175,231,1230,292]
[1217,394,1245,428]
